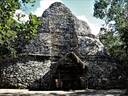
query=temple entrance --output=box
[49,52,88,90]
[52,63,84,90]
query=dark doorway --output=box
[52,63,84,90]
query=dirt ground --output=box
[0,89,126,96]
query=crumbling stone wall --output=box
[0,2,122,89]
[0,56,51,88]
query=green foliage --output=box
[22,0,35,3]
[94,0,109,19]
[94,0,128,25]
[98,30,125,60]
[94,0,128,62]
[0,0,41,58]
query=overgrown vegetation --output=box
[0,0,41,58]
[94,0,128,88]
[94,0,128,62]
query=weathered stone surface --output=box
[25,2,92,57]
[0,2,122,89]
[0,57,51,88]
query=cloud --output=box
[32,0,63,17]
[77,15,101,35]
[13,9,29,23]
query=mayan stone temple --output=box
[0,2,121,90]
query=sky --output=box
[18,0,104,35]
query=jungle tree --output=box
[0,0,41,58]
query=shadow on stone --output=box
[29,52,88,91]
